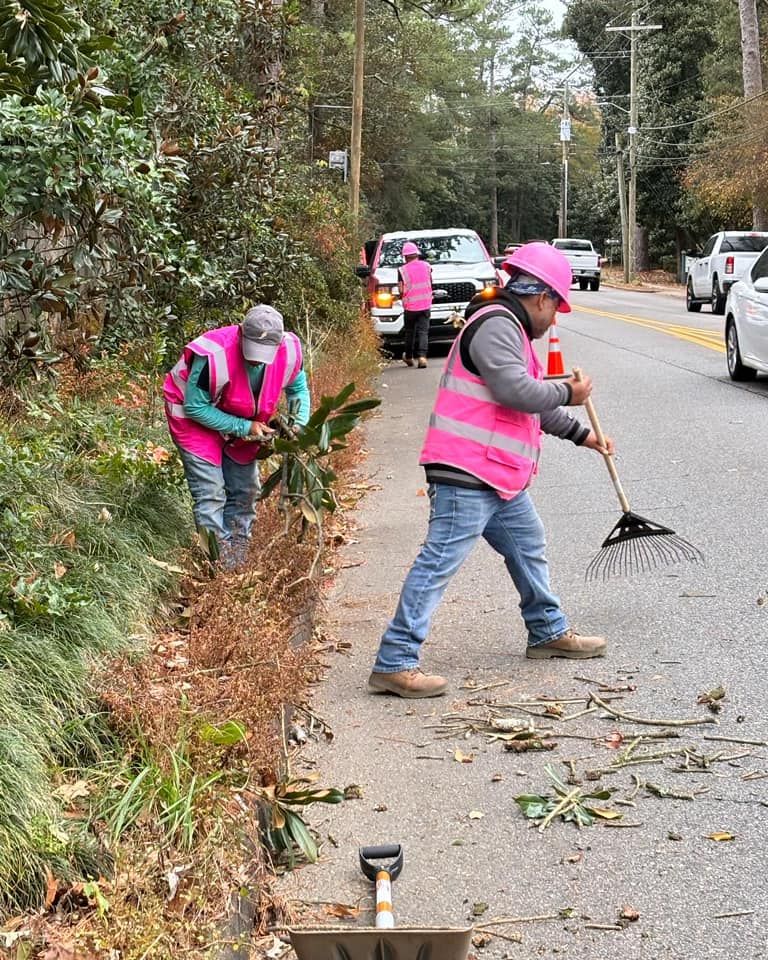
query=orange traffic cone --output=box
[545,319,566,378]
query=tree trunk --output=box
[738,0,767,228]
[636,225,650,273]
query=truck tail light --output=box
[725,256,734,275]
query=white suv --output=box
[355,228,499,349]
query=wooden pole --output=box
[349,0,365,222]
[615,133,629,283]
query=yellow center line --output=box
[574,305,726,354]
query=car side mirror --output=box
[685,250,702,258]
[354,264,371,278]
[492,256,506,267]
[753,277,768,293]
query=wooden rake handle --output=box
[573,367,631,513]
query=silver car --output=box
[725,245,768,380]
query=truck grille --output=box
[433,281,477,304]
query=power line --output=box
[639,88,768,130]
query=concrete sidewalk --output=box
[279,332,767,960]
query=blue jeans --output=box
[178,448,261,567]
[373,483,568,673]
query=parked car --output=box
[685,230,768,315]
[724,245,768,380]
[550,238,601,290]
[354,228,499,350]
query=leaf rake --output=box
[574,368,704,582]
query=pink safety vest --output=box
[400,259,433,311]
[419,304,542,499]
[163,325,302,466]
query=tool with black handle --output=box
[574,367,704,581]
[359,844,403,929]
[289,843,472,959]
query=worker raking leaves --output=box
[368,242,615,699]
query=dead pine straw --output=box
[45,315,382,959]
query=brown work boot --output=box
[417,357,428,368]
[526,629,607,660]
[402,354,415,367]
[367,668,448,698]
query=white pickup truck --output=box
[685,230,768,314]
[550,238,601,291]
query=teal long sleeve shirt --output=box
[183,355,311,437]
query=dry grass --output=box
[602,265,683,289]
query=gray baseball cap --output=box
[240,305,284,364]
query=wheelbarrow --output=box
[289,844,473,960]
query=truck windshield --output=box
[553,240,593,252]
[720,236,768,253]
[379,235,486,267]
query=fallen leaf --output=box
[472,932,493,947]
[52,529,76,548]
[697,685,726,713]
[53,562,67,579]
[53,780,91,803]
[544,702,564,717]
[619,906,640,922]
[565,852,582,864]
[454,748,474,763]
[148,556,185,574]
[604,731,624,749]
[468,810,484,820]
[344,784,363,800]
[471,902,489,916]
[490,773,504,782]
[590,807,622,820]
[707,831,735,842]
[324,902,361,919]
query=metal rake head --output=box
[586,511,705,582]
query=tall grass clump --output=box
[0,385,192,914]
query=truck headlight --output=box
[373,285,399,308]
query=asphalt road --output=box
[279,284,768,960]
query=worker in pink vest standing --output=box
[398,241,433,369]
[368,243,615,699]
[163,305,310,570]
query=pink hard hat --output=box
[402,241,421,257]
[502,242,572,312]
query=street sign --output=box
[559,119,571,142]
[328,149,348,181]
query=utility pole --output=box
[606,12,661,278]
[558,83,570,237]
[489,54,499,254]
[738,0,766,229]
[349,0,365,223]
[615,133,629,283]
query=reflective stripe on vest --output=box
[400,259,432,310]
[163,326,302,465]
[191,334,230,399]
[427,412,539,460]
[419,303,542,499]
